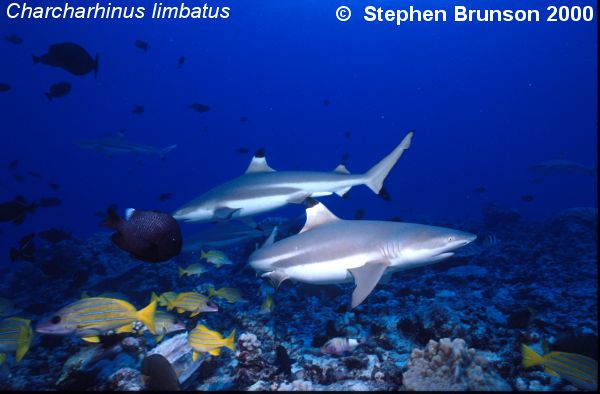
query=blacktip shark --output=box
[530,159,596,176]
[77,131,176,160]
[173,130,414,223]
[249,199,477,309]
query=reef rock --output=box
[402,338,511,391]
[147,332,201,385]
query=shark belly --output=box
[282,260,358,284]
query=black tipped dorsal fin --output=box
[245,148,275,174]
[299,199,340,234]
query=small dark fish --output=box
[135,40,149,52]
[45,82,71,100]
[28,171,42,179]
[178,56,185,69]
[132,105,145,114]
[157,193,172,202]
[344,131,351,139]
[38,197,62,208]
[521,194,534,202]
[275,345,295,378]
[33,42,98,78]
[474,186,486,193]
[10,233,36,262]
[323,99,331,106]
[141,354,180,391]
[354,208,365,220]
[100,207,182,263]
[13,174,25,182]
[236,147,249,154]
[240,116,248,123]
[0,83,11,92]
[8,160,18,171]
[0,196,36,224]
[38,228,72,243]
[48,182,61,190]
[341,153,350,162]
[189,103,210,113]
[378,186,391,201]
[532,178,542,184]
[5,34,23,45]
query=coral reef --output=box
[402,338,511,391]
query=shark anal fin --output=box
[335,187,351,197]
[262,270,289,289]
[348,261,390,309]
[287,193,310,204]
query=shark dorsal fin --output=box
[333,164,350,174]
[245,148,275,174]
[299,199,340,234]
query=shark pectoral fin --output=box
[262,270,288,289]
[299,198,340,234]
[348,261,390,309]
[214,207,240,220]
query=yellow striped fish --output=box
[522,344,598,390]
[200,250,233,268]
[166,292,218,317]
[153,310,186,343]
[0,317,33,364]
[208,286,244,303]
[35,297,157,343]
[188,324,236,360]
[178,264,207,278]
[151,291,177,308]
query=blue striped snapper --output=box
[166,292,218,317]
[153,310,186,343]
[36,297,157,342]
[0,317,33,364]
[522,344,598,390]
[188,324,235,360]
[150,291,177,308]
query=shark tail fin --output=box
[363,130,414,194]
[159,145,177,160]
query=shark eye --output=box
[447,236,455,242]
[51,315,61,324]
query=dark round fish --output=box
[240,116,248,123]
[323,99,331,105]
[521,194,534,202]
[33,42,98,78]
[275,345,294,377]
[157,193,172,202]
[10,233,36,262]
[8,159,18,170]
[45,82,71,100]
[0,196,36,224]
[354,208,365,220]
[474,186,486,193]
[0,83,11,92]
[101,208,182,263]
[5,34,23,45]
[178,56,185,68]
[48,182,61,190]
[135,40,149,52]
[132,105,145,114]
[38,197,62,208]
[189,103,210,113]
[236,147,249,154]
[38,228,72,243]
[141,354,180,391]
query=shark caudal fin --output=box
[159,145,177,160]
[363,130,414,194]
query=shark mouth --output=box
[434,252,454,260]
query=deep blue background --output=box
[0,0,597,258]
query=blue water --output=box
[0,0,597,390]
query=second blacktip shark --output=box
[249,199,477,309]
[172,130,414,223]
